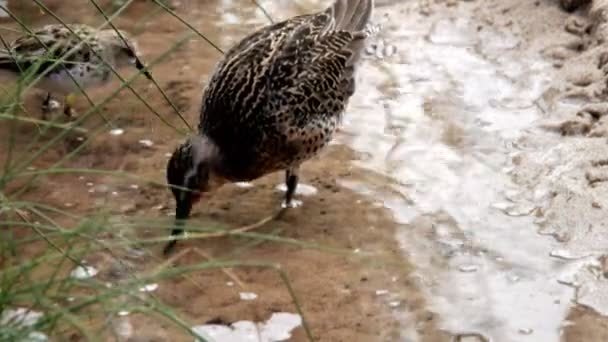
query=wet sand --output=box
[2,0,608,341]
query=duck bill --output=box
[175,194,193,221]
[134,57,153,80]
[163,193,193,255]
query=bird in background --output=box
[0,24,151,119]
[164,0,375,254]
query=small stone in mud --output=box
[139,283,159,292]
[518,328,533,335]
[375,289,389,296]
[388,301,401,308]
[234,181,254,188]
[138,139,154,148]
[239,292,257,300]
[458,265,479,273]
[110,128,124,136]
[549,249,590,260]
[70,265,98,279]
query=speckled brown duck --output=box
[0,24,150,118]
[164,0,375,254]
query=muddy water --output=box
[337,4,576,342]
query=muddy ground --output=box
[2,0,608,341]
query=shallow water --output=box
[338,4,573,342]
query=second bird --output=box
[0,24,150,118]
[165,0,375,254]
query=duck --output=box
[0,24,150,118]
[164,0,374,254]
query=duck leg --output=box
[41,93,55,120]
[283,166,300,208]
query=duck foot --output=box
[281,199,303,209]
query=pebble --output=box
[458,265,479,273]
[239,292,258,300]
[70,265,98,279]
[549,249,590,260]
[110,128,124,136]
[138,139,154,147]
[139,283,159,293]
[518,328,533,335]
[375,289,389,296]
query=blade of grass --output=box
[84,0,193,132]
[150,0,224,55]
[28,0,190,133]
[251,0,275,23]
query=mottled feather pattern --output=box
[0,24,137,94]
[3,25,102,72]
[163,0,374,254]
[196,1,373,181]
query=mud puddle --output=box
[323,1,577,341]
